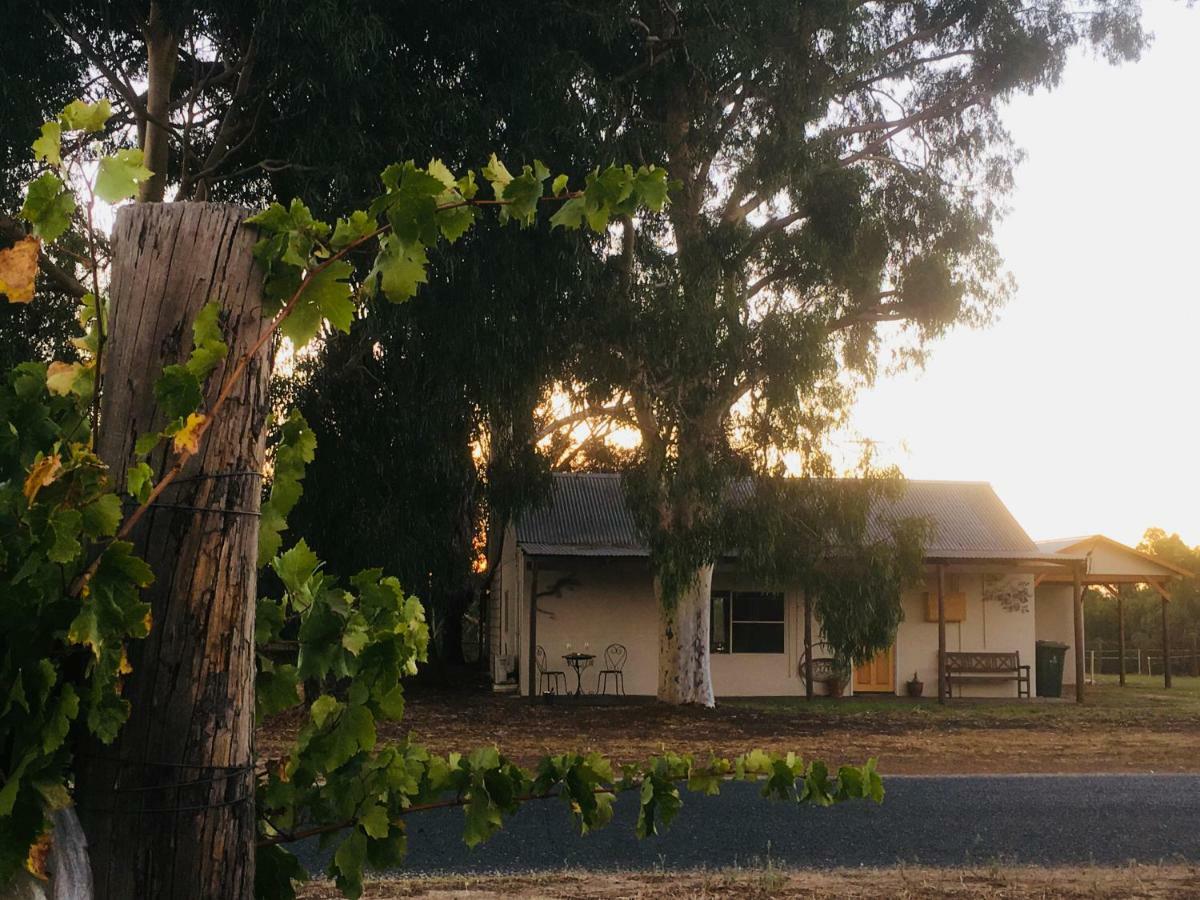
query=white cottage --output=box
[488,473,1184,702]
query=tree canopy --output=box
[532,0,1148,703]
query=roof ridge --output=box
[549,472,996,487]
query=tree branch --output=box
[536,401,634,442]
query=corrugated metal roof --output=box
[516,473,1050,559]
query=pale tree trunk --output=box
[656,564,716,706]
[75,203,269,899]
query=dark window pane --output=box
[732,622,785,653]
[710,592,730,653]
[732,591,784,622]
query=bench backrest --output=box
[945,650,1021,673]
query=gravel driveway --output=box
[293,774,1200,876]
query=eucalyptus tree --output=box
[7,1,614,660]
[557,1,1147,705]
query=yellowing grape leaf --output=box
[173,412,207,455]
[0,236,40,303]
[24,828,52,881]
[23,453,62,504]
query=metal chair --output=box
[596,643,627,696]
[536,645,567,694]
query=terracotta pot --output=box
[906,679,924,698]
[826,678,846,698]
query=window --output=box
[710,591,785,654]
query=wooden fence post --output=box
[1117,591,1126,687]
[74,204,268,899]
[1161,595,1172,689]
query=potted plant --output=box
[825,658,851,698]
[906,671,924,698]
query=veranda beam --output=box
[804,590,814,701]
[1073,565,1085,704]
[527,558,538,700]
[937,564,947,704]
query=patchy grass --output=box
[295,863,1200,898]
[259,674,1200,775]
[734,674,1200,725]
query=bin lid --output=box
[1035,640,1068,649]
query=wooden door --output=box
[854,644,895,693]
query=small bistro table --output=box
[562,653,596,696]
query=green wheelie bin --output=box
[1035,640,1068,698]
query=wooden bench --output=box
[943,650,1030,699]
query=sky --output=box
[841,2,1200,548]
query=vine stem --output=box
[74,158,106,438]
[256,781,627,848]
[73,188,584,594]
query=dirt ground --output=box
[295,864,1200,899]
[260,675,1200,775]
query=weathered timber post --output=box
[1117,590,1126,687]
[936,564,947,704]
[75,203,269,900]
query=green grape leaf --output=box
[86,690,131,744]
[153,364,202,424]
[185,303,228,381]
[20,172,76,242]
[32,122,61,167]
[307,261,355,334]
[552,173,569,196]
[42,685,79,755]
[370,237,427,303]
[273,539,322,599]
[133,433,162,458]
[256,665,301,719]
[482,153,513,195]
[255,597,286,646]
[633,165,670,211]
[456,170,478,200]
[330,210,377,251]
[81,493,122,538]
[282,261,355,347]
[127,462,154,503]
[255,844,308,900]
[436,203,475,243]
[330,829,367,899]
[48,508,83,564]
[95,149,153,203]
[549,197,586,230]
[358,803,390,839]
[66,605,101,656]
[427,158,455,189]
[60,99,112,133]
[258,410,317,566]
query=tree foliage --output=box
[526,0,1150,702]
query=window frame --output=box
[710,589,786,655]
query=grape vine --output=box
[0,98,885,898]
